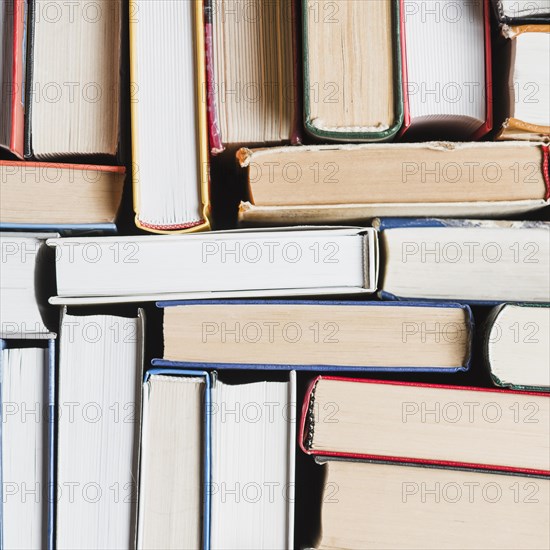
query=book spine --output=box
[10,0,26,158]
[290,0,302,145]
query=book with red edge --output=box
[0,0,25,159]
[203,0,302,154]
[399,0,493,140]
[300,376,550,476]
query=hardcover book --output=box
[0,338,55,550]
[204,0,301,152]
[496,25,550,141]
[25,0,121,158]
[237,141,549,225]
[0,0,26,158]
[302,0,404,141]
[300,376,550,475]
[314,459,550,549]
[376,218,550,304]
[130,0,211,233]
[485,303,550,391]
[155,300,473,372]
[0,161,125,232]
[400,0,492,140]
[47,227,378,304]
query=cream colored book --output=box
[238,142,550,225]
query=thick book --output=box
[376,218,550,304]
[300,376,550,475]
[485,303,549,391]
[155,300,473,372]
[209,371,296,550]
[138,369,295,550]
[496,25,550,141]
[0,0,26,158]
[56,310,144,549]
[130,0,211,233]
[0,232,56,338]
[0,337,55,550]
[25,0,121,158]
[315,459,550,550]
[302,0,403,141]
[237,142,550,225]
[400,0,492,140]
[492,0,550,24]
[0,161,124,232]
[46,227,378,304]
[204,0,301,152]
[138,369,211,550]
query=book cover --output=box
[153,299,473,372]
[300,376,550,476]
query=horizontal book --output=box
[130,0,210,233]
[156,300,473,372]
[138,370,210,550]
[56,310,144,549]
[492,0,550,24]
[210,371,296,550]
[204,0,300,151]
[46,227,378,304]
[302,0,403,141]
[496,25,550,141]
[315,460,550,550]
[401,0,492,140]
[0,338,55,550]
[300,376,550,474]
[485,303,550,391]
[25,0,120,158]
[376,218,550,304]
[0,162,124,231]
[237,142,550,225]
[0,232,55,338]
[0,0,25,158]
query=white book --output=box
[56,310,144,549]
[0,346,49,550]
[47,227,378,305]
[0,232,56,338]
[210,372,296,550]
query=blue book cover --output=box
[154,300,473,372]
[141,369,211,550]
[0,223,117,235]
[0,337,55,550]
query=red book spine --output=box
[10,0,25,158]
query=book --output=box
[46,227,378,304]
[56,310,144,549]
[209,371,296,549]
[155,300,473,372]
[25,0,121,158]
[376,218,550,303]
[0,232,55,338]
[496,25,550,141]
[302,0,403,141]
[0,161,125,231]
[137,369,296,550]
[315,460,550,550]
[485,303,550,390]
[204,0,300,152]
[0,0,26,158]
[130,0,210,233]
[492,0,550,24]
[300,376,550,474]
[401,0,492,140]
[237,141,550,225]
[0,338,55,550]
[137,370,209,550]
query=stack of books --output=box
[1,0,548,549]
